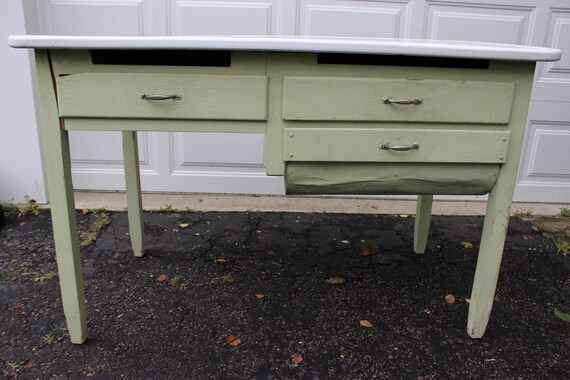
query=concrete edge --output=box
[63,191,570,216]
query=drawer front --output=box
[283,77,514,124]
[284,128,510,164]
[57,73,268,120]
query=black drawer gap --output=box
[317,53,489,69]
[90,50,231,67]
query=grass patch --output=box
[78,211,111,248]
[560,207,570,217]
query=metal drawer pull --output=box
[381,97,423,105]
[140,93,181,100]
[379,143,420,151]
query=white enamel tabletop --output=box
[8,35,561,62]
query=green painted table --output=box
[9,35,561,343]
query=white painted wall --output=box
[0,0,47,203]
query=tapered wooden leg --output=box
[122,131,145,257]
[36,51,87,343]
[414,195,433,254]
[467,184,513,338]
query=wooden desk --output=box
[9,35,560,344]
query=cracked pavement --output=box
[1,210,569,379]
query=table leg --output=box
[35,50,87,343]
[467,185,512,338]
[414,195,433,254]
[122,131,145,257]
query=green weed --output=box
[554,241,570,255]
[34,271,57,283]
[513,209,534,218]
[157,204,174,213]
[560,207,570,217]
[2,361,22,379]
[41,334,56,345]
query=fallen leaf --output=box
[179,223,189,228]
[10,259,17,264]
[554,308,570,322]
[13,303,22,310]
[156,274,168,283]
[325,277,345,285]
[214,258,227,263]
[361,247,379,257]
[227,335,241,347]
[423,309,432,315]
[255,294,266,299]
[465,298,471,304]
[8,276,17,282]
[81,208,89,215]
[23,363,33,369]
[359,320,373,328]
[460,242,474,249]
[291,353,303,364]
[19,222,26,227]
[444,294,456,304]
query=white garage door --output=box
[35,0,570,202]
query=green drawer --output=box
[283,77,514,124]
[284,128,510,164]
[57,73,268,120]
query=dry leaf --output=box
[23,363,33,369]
[460,242,474,249]
[81,208,89,215]
[360,320,373,328]
[156,274,168,283]
[361,247,379,257]
[291,353,303,364]
[10,258,17,264]
[325,277,345,285]
[214,258,227,263]
[13,303,22,310]
[444,294,456,304]
[465,298,471,304]
[8,276,17,282]
[227,335,241,347]
[179,223,189,228]
[255,294,266,299]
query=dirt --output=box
[1,210,569,379]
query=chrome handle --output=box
[379,143,420,151]
[381,97,423,105]
[140,93,181,100]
